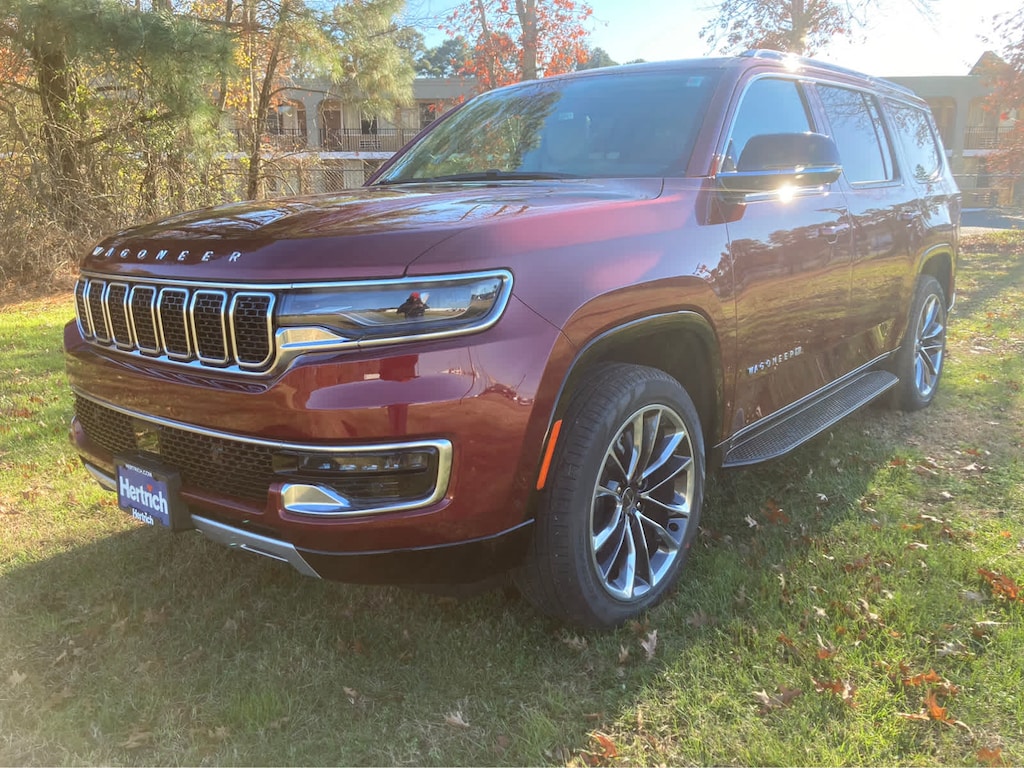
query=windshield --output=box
[374,68,720,184]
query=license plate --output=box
[115,454,191,531]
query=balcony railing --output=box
[233,128,308,151]
[963,126,1011,150]
[319,128,421,153]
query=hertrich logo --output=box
[92,246,243,264]
[747,346,803,376]
[119,466,168,525]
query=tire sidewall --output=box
[894,275,947,411]
[547,369,705,627]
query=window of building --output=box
[419,102,437,129]
[724,78,813,172]
[818,85,894,184]
[925,97,956,147]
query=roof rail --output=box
[740,49,787,58]
[738,49,917,97]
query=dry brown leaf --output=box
[445,710,470,729]
[753,686,802,715]
[590,731,618,760]
[119,730,154,750]
[7,670,26,687]
[977,747,1006,766]
[640,630,658,661]
[813,677,856,706]
[561,633,588,652]
[343,686,359,704]
[617,645,630,665]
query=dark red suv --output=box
[65,51,959,628]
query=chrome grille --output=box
[74,277,276,372]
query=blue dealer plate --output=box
[117,460,173,527]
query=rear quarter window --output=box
[818,85,895,184]
[886,101,943,182]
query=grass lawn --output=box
[1,234,1022,766]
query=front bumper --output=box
[83,461,532,583]
[65,294,565,577]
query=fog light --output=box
[274,449,433,475]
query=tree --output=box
[700,0,930,56]
[417,35,471,77]
[576,45,616,70]
[0,0,232,222]
[985,8,1024,191]
[444,0,593,91]
[185,0,413,199]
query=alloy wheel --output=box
[913,293,945,399]
[589,404,696,601]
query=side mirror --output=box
[717,132,842,193]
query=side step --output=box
[723,370,898,467]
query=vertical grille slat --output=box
[107,283,132,348]
[158,288,191,359]
[86,279,111,343]
[129,286,159,353]
[231,293,275,368]
[191,291,229,364]
[74,279,93,339]
[76,277,276,373]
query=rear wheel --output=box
[516,363,704,629]
[890,275,947,411]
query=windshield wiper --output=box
[378,169,579,184]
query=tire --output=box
[515,363,705,629]
[890,275,948,411]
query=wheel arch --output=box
[918,244,956,310]
[545,311,723,467]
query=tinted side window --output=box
[818,85,894,183]
[887,101,942,182]
[724,78,813,171]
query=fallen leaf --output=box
[7,670,27,687]
[901,669,942,687]
[816,633,837,660]
[978,569,1021,602]
[617,645,630,665]
[590,731,618,760]
[640,630,658,661]
[343,687,359,704]
[445,710,470,729]
[119,730,154,750]
[560,633,588,652]
[977,747,1006,766]
[208,725,230,742]
[753,686,802,715]
[744,514,758,528]
[907,542,929,550]
[813,677,856,706]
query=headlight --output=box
[276,270,513,346]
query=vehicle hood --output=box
[79,179,665,282]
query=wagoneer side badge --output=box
[747,346,803,376]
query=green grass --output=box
[1,235,1023,766]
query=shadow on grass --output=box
[0,419,887,767]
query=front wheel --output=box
[516,363,705,629]
[890,275,948,411]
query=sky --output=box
[408,0,1020,78]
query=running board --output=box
[723,370,898,467]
